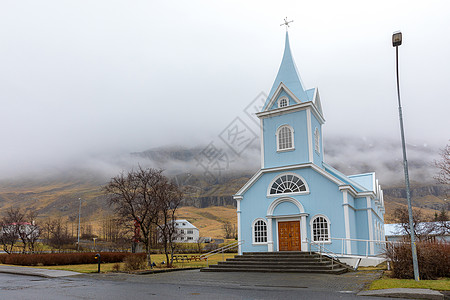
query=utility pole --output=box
[77,197,81,251]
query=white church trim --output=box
[257,101,325,125]
[266,172,310,197]
[342,190,352,253]
[266,197,309,252]
[264,82,301,112]
[266,197,305,215]
[306,108,313,162]
[235,163,345,197]
[260,118,264,168]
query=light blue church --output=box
[234,32,385,258]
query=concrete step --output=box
[202,267,348,274]
[229,257,325,262]
[200,252,350,275]
[220,260,333,266]
[242,252,320,257]
[213,263,341,270]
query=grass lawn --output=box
[370,275,450,291]
[26,253,236,273]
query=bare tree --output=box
[104,167,184,267]
[392,207,449,241]
[45,218,74,252]
[434,143,450,185]
[222,221,237,239]
[195,237,203,254]
[152,176,183,267]
[0,208,40,254]
[104,167,163,266]
[393,207,426,240]
[19,210,40,253]
[81,223,95,239]
[0,208,27,253]
[41,218,53,245]
[100,216,133,251]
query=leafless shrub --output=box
[386,241,450,279]
[123,254,146,271]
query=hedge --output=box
[386,241,450,280]
[0,252,146,266]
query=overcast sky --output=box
[1,0,449,177]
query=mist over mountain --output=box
[0,136,446,223]
[132,136,441,187]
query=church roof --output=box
[174,220,197,230]
[322,163,369,193]
[263,32,309,110]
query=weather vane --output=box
[280,17,294,31]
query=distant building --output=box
[174,220,199,243]
[234,32,385,258]
[384,222,450,243]
[0,222,39,239]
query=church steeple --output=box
[257,31,325,170]
[263,32,309,110]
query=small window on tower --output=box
[278,97,288,108]
[276,125,294,151]
[314,128,320,154]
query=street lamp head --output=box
[392,31,402,47]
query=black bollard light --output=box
[94,253,101,273]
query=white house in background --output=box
[174,220,199,243]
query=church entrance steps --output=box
[201,252,350,274]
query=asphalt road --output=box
[0,269,410,300]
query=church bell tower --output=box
[256,32,325,170]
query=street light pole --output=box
[77,197,81,251]
[392,31,420,281]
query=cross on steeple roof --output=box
[280,17,294,31]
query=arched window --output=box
[278,97,288,108]
[311,215,330,242]
[252,219,267,244]
[314,127,320,154]
[276,125,294,151]
[269,173,307,195]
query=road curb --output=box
[357,288,444,300]
[135,267,201,275]
[0,265,81,278]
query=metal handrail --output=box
[305,238,355,271]
[312,237,395,257]
[200,240,244,267]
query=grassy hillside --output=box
[177,206,237,238]
[0,171,447,239]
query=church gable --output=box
[265,83,301,112]
[313,88,323,116]
[269,91,293,110]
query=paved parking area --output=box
[3,266,438,299]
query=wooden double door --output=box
[278,221,301,251]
